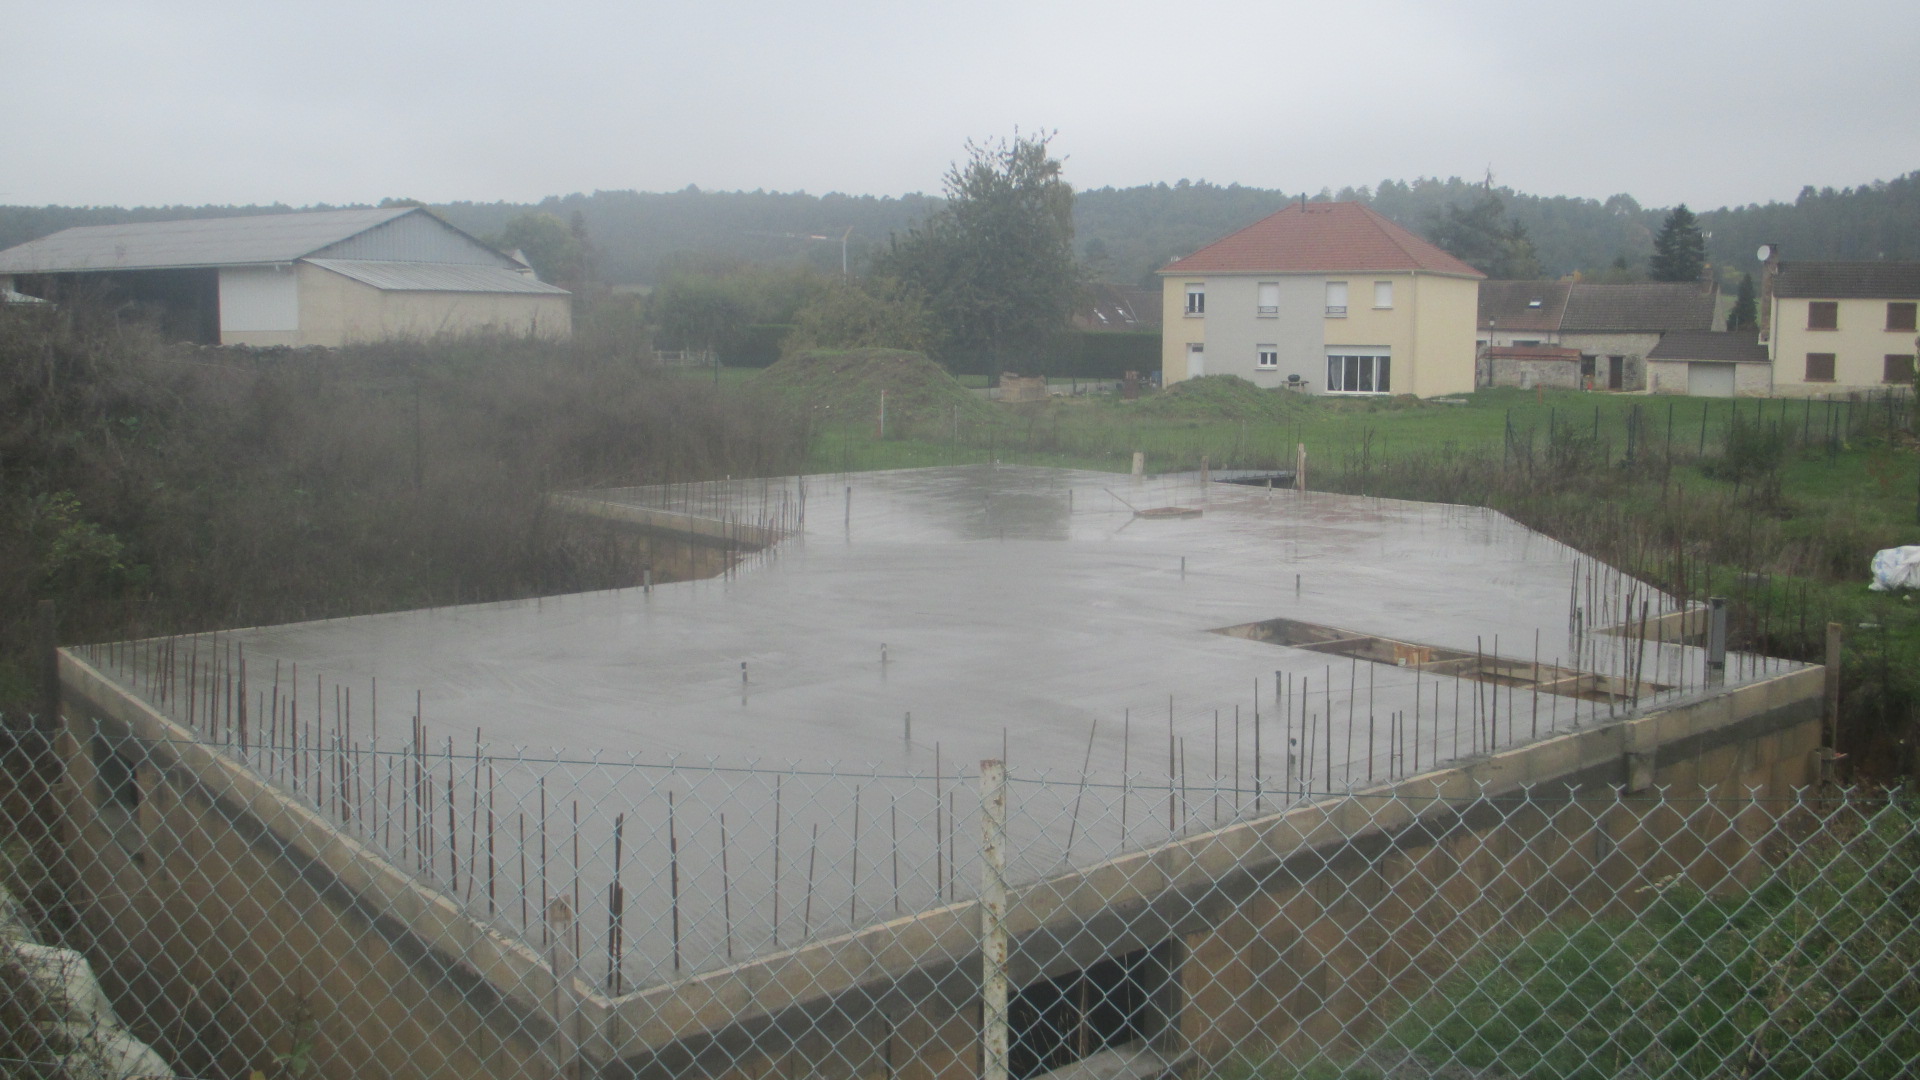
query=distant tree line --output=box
[5,171,1920,290]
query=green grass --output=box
[1236,796,1920,1080]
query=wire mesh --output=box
[5,684,1916,1080]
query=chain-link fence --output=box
[5,671,1915,1080]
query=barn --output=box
[0,207,570,346]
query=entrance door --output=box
[1187,343,1205,377]
[1687,362,1736,398]
[1608,356,1625,390]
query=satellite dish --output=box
[1755,244,1773,262]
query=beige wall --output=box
[1646,360,1775,397]
[1159,271,1478,397]
[1161,277,1201,382]
[221,262,571,348]
[1406,273,1478,396]
[1770,296,1918,395]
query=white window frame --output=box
[1257,282,1280,317]
[1373,281,1393,309]
[1256,345,1279,370]
[1184,283,1206,317]
[1325,351,1391,394]
[1325,281,1348,317]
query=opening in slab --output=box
[1008,942,1173,1080]
[1213,616,1671,703]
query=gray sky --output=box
[4,0,1915,210]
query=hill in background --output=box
[4,172,1917,288]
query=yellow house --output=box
[1158,202,1482,397]
[1762,254,1919,395]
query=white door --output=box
[1687,362,1736,398]
[1187,343,1205,377]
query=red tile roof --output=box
[1161,202,1483,278]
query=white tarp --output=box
[1869,546,1920,592]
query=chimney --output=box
[1758,243,1781,344]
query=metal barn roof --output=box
[305,259,570,294]
[0,208,418,273]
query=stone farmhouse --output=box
[1478,280,1719,391]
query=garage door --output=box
[1687,362,1736,398]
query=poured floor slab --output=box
[75,465,1801,985]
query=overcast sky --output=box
[4,0,1915,211]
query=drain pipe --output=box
[1705,597,1728,686]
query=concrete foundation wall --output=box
[54,656,560,1080]
[55,651,1824,1080]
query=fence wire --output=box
[3,708,1916,1080]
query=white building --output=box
[0,207,570,346]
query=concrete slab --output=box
[71,465,1805,990]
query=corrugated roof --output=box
[0,208,416,273]
[1479,281,1572,332]
[1560,282,1717,332]
[1646,330,1770,363]
[1773,262,1920,300]
[1161,202,1483,278]
[305,260,570,294]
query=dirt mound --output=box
[760,349,1000,430]
[1126,375,1311,422]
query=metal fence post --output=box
[1706,597,1728,686]
[980,758,1009,1080]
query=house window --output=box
[1807,301,1838,330]
[1373,281,1393,309]
[1885,354,1916,385]
[1257,282,1279,317]
[1326,352,1390,393]
[1256,346,1279,370]
[1805,353,1836,382]
[1184,284,1205,317]
[1325,281,1348,316]
[1888,302,1918,332]
[1513,339,1543,347]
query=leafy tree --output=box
[1727,272,1758,330]
[492,211,589,288]
[878,132,1080,374]
[648,264,828,360]
[787,278,934,353]
[649,273,752,360]
[1426,191,1542,279]
[1650,204,1707,282]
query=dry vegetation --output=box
[0,307,808,713]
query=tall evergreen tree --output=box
[1650,204,1707,282]
[1425,192,1541,279]
[1727,273,1758,330]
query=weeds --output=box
[0,306,809,713]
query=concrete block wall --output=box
[54,652,1823,1080]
